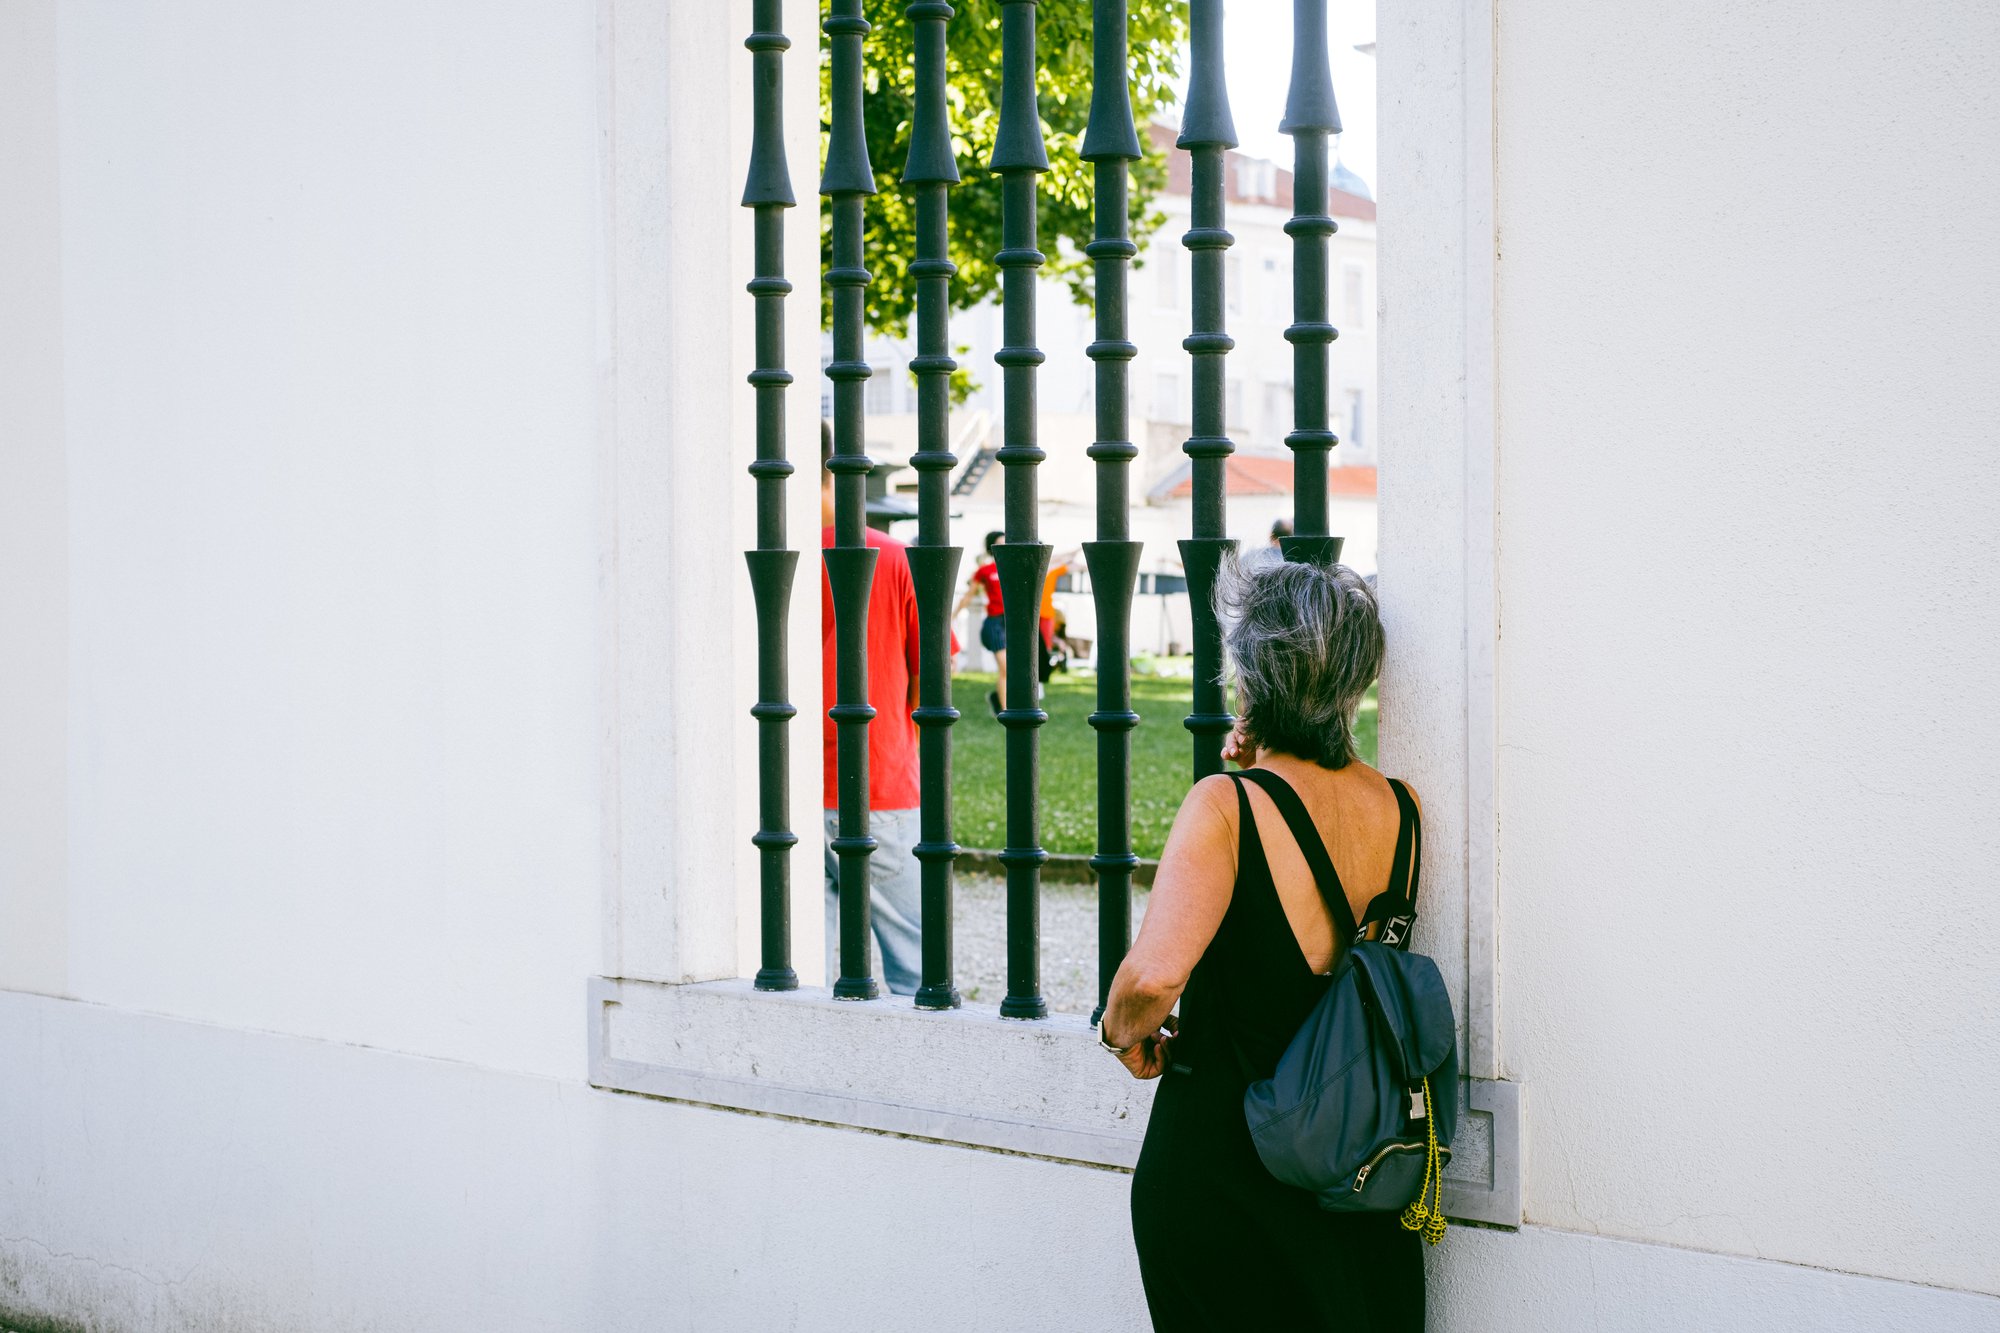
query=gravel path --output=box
[954,871,1149,1015]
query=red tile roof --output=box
[1328,465,1378,498]
[1163,459,1377,500]
[1150,123,1376,222]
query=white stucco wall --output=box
[16,0,610,1080]
[1488,0,2000,1297]
[0,0,69,1000]
[7,989,1992,1333]
[0,990,1156,1333]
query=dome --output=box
[1332,159,1374,202]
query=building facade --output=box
[843,124,1381,660]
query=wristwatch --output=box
[1098,1021,1135,1056]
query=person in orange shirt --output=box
[1037,549,1081,681]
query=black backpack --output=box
[1229,769,1459,1243]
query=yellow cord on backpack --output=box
[1399,1077,1448,1245]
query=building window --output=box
[1343,261,1368,331]
[865,364,898,415]
[1153,372,1182,422]
[1227,378,1245,432]
[1347,389,1366,449]
[1264,381,1294,437]
[1237,157,1278,202]
[1226,254,1244,315]
[1264,255,1288,322]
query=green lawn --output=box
[951,670,1377,860]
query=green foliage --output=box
[821,1,1190,344]
[951,673,1379,860]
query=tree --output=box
[822,1,1190,347]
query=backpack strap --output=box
[1232,768,1359,950]
[1364,778,1424,950]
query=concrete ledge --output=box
[589,976,1156,1166]
[587,976,1524,1224]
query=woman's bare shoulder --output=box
[1181,772,1241,826]
[1368,763,1422,815]
[1152,773,1245,901]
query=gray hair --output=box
[1218,557,1384,769]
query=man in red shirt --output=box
[820,424,926,994]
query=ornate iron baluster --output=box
[822,0,880,999]
[1082,0,1144,1025]
[744,0,799,991]
[992,0,1051,1020]
[1280,0,1346,567]
[903,0,963,1011]
[1178,0,1239,780]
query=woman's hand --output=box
[1221,720,1257,769]
[1114,1015,1179,1080]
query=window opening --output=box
[747,0,1378,1018]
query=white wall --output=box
[0,0,69,999]
[595,0,825,993]
[1489,0,2000,1297]
[0,989,1151,1333]
[3,0,609,1079]
[10,989,1992,1332]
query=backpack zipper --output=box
[1351,1139,1452,1191]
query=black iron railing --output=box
[1281,0,1347,567]
[991,0,1053,1021]
[1082,0,1145,1025]
[822,0,881,1001]
[902,0,964,1012]
[744,0,799,993]
[1177,0,1241,784]
[743,0,1347,1014]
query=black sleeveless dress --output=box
[1130,770,1425,1331]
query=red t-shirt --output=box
[972,559,1004,616]
[822,528,921,811]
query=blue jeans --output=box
[823,807,923,996]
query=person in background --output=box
[1242,517,1292,574]
[820,423,926,995]
[1037,548,1083,683]
[953,531,1007,715]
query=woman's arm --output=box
[1101,774,1239,1079]
[950,570,981,619]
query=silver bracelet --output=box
[1098,1021,1135,1056]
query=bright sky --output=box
[1170,0,1379,194]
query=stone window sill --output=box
[587,976,1521,1225]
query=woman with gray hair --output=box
[1101,558,1425,1330]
